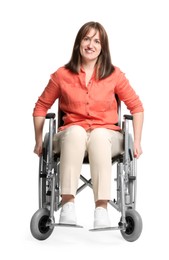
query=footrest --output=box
[89,226,124,232]
[53,223,83,228]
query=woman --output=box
[33,21,144,228]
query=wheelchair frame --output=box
[30,102,143,242]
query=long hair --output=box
[65,21,115,79]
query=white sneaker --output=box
[94,207,111,229]
[59,202,77,225]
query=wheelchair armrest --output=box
[46,113,56,119]
[124,114,133,120]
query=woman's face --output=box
[80,28,102,64]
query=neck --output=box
[81,60,97,72]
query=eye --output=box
[83,36,90,41]
[95,39,101,44]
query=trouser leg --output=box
[56,125,87,197]
[87,128,123,202]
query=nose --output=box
[87,39,93,48]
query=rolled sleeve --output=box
[33,74,61,117]
[115,69,144,114]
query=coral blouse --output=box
[33,66,144,131]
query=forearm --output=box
[33,116,45,144]
[132,112,144,143]
[132,112,144,158]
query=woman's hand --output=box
[34,142,43,157]
[133,140,143,159]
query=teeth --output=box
[85,49,93,53]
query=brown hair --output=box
[65,21,115,79]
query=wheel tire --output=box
[30,208,54,240]
[120,209,143,242]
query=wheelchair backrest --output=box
[57,94,121,129]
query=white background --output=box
[0,0,169,259]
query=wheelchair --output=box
[30,97,143,242]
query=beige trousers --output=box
[53,125,123,202]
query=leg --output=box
[53,131,76,204]
[87,128,123,228]
[87,128,112,205]
[59,125,87,202]
[55,125,87,224]
[87,128,123,204]
[95,200,108,209]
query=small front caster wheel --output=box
[30,208,54,240]
[120,209,143,242]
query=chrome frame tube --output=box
[133,158,137,209]
[50,174,56,221]
[119,163,126,225]
[48,118,54,172]
[38,156,43,208]
[124,118,129,173]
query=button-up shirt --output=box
[33,66,144,131]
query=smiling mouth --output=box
[85,49,94,53]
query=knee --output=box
[63,125,87,141]
[89,128,111,144]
